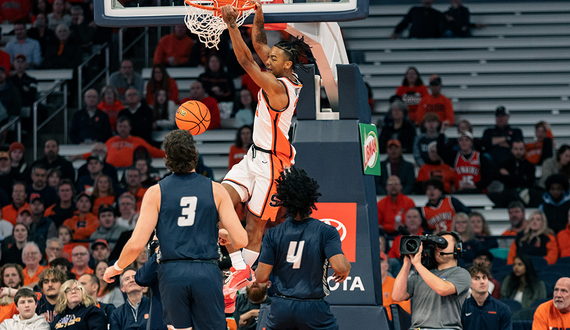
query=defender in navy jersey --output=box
[255,167,351,330]
[103,130,248,330]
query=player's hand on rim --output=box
[250,0,263,11]
[221,5,238,27]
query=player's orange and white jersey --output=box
[253,74,302,163]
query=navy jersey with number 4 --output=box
[156,172,219,261]
[259,217,344,299]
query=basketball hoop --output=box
[184,0,256,49]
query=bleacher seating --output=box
[27,69,74,95]
[340,2,570,144]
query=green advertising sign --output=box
[359,123,381,176]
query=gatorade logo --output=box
[313,203,357,262]
[364,132,378,169]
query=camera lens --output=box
[406,240,418,252]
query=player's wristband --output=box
[113,261,123,272]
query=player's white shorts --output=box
[222,146,291,221]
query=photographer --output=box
[392,231,471,330]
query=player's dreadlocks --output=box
[275,166,321,219]
[274,37,314,71]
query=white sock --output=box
[242,248,260,266]
[229,251,247,270]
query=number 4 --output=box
[178,197,197,227]
[287,241,305,269]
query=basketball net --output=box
[184,0,255,49]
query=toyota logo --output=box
[320,218,347,241]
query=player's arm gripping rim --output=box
[221,3,287,105]
[250,0,271,62]
[255,254,351,284]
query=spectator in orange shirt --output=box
[122,168,147,212]
[377,176,415,235]
[395,67,429,123]
[62,193,99,240]
[416,141,455,193]
[229,125,253,171]
[416,75,454,126]
[97,85,124,132]
[21,242,47,286]
[153,25,194,67]
[556,209,570,258]
[72,117,165,169]
[1,182,28,226]
[381,252,411,320]
[533,277,570,330]
[388,208,423,259]
[70,245,93,277]
[526,121,554,165]
[507,210,559,265]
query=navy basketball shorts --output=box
[158,261,225,330]
[266,295,339,330]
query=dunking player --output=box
[220,0,312,299]
[103,130,248,330]
[255,167,351,329]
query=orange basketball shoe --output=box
[223,265,255,296]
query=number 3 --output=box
[178,196,197,227]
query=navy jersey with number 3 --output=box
[156,172,219,261]
[259,217,344,299]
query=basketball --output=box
[176,100,211,135]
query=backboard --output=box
[93,0,368,27]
